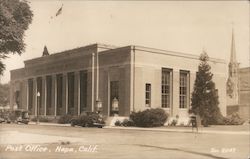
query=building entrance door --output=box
[110,81,119,116]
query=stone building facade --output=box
[10,43,227,119]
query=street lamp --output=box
[96,99,102,114]
[37,92,40,124]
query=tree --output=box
[0,0,33,75]
[0,83,10,107]
[190,51,222,126]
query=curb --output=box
[26,122,249,135]
[103,126,249,135]
[28,122,71,127]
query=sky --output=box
[1,0,249,83]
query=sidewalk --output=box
[28,121,71,127]
[103,126,250,135]
[27,122,249,135]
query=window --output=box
[46,76,52,112]
[179,71,189,108]
[67,72,75,114]
[162,68,172,108]
[145,83,151,107]
[56,74,63,110]
[28,79,33,111]
[80,71,87,113]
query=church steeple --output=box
[227,28,239,104]
[230,28,237,64]
[228,29,239,78]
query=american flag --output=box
[56,5,63,16]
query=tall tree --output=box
[0,83,9,107]
[0,0,33,75]
[191,51,222,126]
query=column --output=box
[78,72,81,115]
[107,70,110,116]
[42,76,46,116]
[172,69,179,117]
[91,53,95,112]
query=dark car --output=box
[3,109,30,124]
[0,117,5,123]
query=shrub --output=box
[31,116,51,122]
[115,120,122,126]
[70,117,80,126]
[71,112,105,127]
[219,113,244,125]
[121,119,134,127]
[58,114,73,124]
[130,108,168,127]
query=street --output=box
[0,124,249,159]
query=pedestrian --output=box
[189,112,198,132]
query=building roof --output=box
[132,45,226,63]
[23,43,225,66]
[24,43,117,66]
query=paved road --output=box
[0,124,249,159]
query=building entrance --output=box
[110,81,119,116]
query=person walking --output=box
[189,112,198,132]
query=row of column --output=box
[27,71,88,116]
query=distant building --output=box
[238,67,250,119]
[10,43,227,120]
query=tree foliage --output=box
[0,83,9,106]
[191,51,222,126]
[0,0,33,75]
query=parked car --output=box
[2,109,30,124]
[0,117,5,123]
[71,111,105,128]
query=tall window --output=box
[179,71,189,108]
[67,72,75,114]
[80,71,87,113]
[162,68,172,108]
[28,79,33,111]
[145,83,151,107]
[46,76,52,114]
[56,74,63,111]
